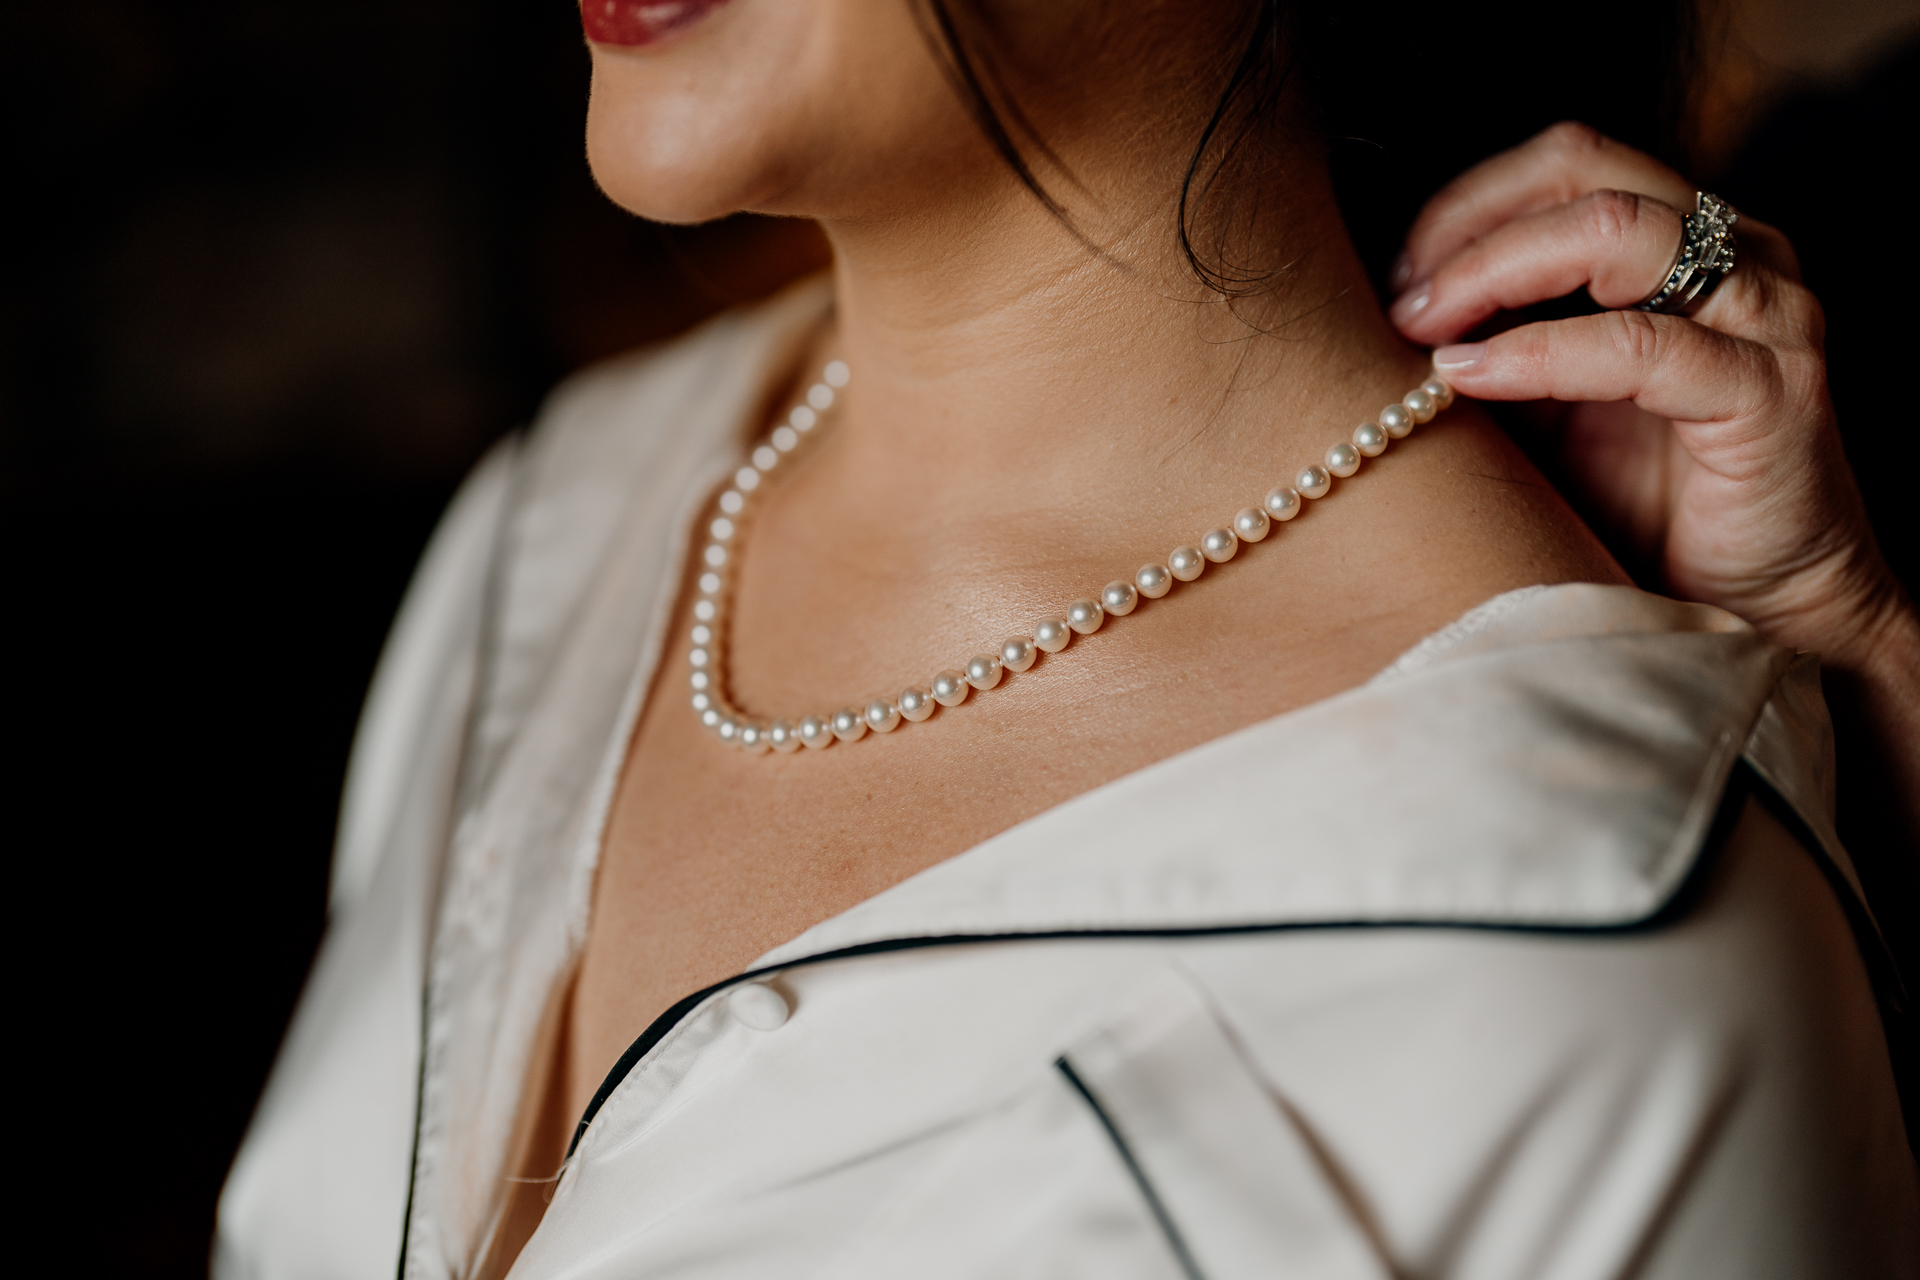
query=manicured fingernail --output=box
[1432,342,1487,370]
[1390,254,1412,291]
[1390,283,1431,324]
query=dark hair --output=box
[916,0,1700,301]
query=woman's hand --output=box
[1388,122,1919,874]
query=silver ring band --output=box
[1634,191,1739,315]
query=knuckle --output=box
[1599,308,1665,366]
[1580,189,1642,248]
[1541,120,1606,157]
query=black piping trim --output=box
[1055,1057,1207,1280]
[566,760,1755,1158]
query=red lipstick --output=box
[581,0,731,47]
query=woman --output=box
[218,1,1920,1277]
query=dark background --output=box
[5,2,1915,1274]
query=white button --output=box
[728,983,789,1031]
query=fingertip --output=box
[1432,342,1488,372]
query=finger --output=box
[1431,310,1787,443]
[1395,122,1693,291]
[1392,189,1684,344]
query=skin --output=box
[471,3,1920,1270]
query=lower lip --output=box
[580,0,731,47]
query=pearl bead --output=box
[1067,598,1105,633]
[719,490,744,515]
[1296,465,1331,499]
[932,669,971,706]
[789,405,817,432]
[1102,580,1139,615]
[691,624,711,645]
[734,467,761,492]
[769,719,799,752]
[831,707,868,741]
[689,648,710,669]
[966,653,1003,690]
[752,445,778,472]
[1136,563,1173,598]
[771,426,799,452]
[1234,507,1270,542]
[703,544,727,568]
[701,707,722,730]
[1202,528,1238,562]
[1403,388,1436,423]
[1379,404,1413,438]
[739,723,770,753]
[1325,443,1361,478]
[798,714,835,749]
[717,716,740,742]
[1001,635,1037,672]
[1264,486,1301,521]
[864,698,901,733]
[898,685,935,721]
[807,383,834,410]
[1168,547,1205,581]
[1421,376,1454,409]
[690,670,710,690]
[691,691,711,712]
[694,599,716,622]
[699,573,722,595]
[1352,421,1388,457]
[824,359,850,387]
[1033,617,1072,652]
[709,517,734,541]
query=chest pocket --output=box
[823,967,1392,1280]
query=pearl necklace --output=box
[688,360,1455,754]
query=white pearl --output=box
[739,723,770,753]
[701,707,722,730]
[735,467,761,492]
[1168,547,1205,581]
[966,654,1003,690]
[769,719,799,752]
[719,490,745,515]
[752,445,778,472]
[1234,507,1271,542]
[1420,376,1454,409]
[691,691,711,712]
[899,685,935,721]
[1066,598,1105,633]
[1403,388,1436,423]
[690,670,710,690]
[703,544,727,567]
[1296,465,1331,499]
[699,572,722,595]
[932,670,971,706]
[717,716,739,742]
[1264,486,1301,521]
[1379,404,1413,438]
[693,599,716,622]
[1352,421,1388,457]
[824,360,850,388]
[1102,580,1139,615]
[710,517,734,541]
[808,384,834,411]
[789,405,817,432]
[1001,635,1037,673]
[1201,528,1237,562]
[771,425,799,452]
[691,624,712,645]
[1033,617,1072,653]
[689,647,710,669]
[729,982,789,1031]
[1325,443,1361,478]
[864,698,901,733]
[1136,563,1173,598]
[798,714,835,749]
[831,707,868,741]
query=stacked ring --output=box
[1634,191,1739,315]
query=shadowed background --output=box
[4,1,1915,1273]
